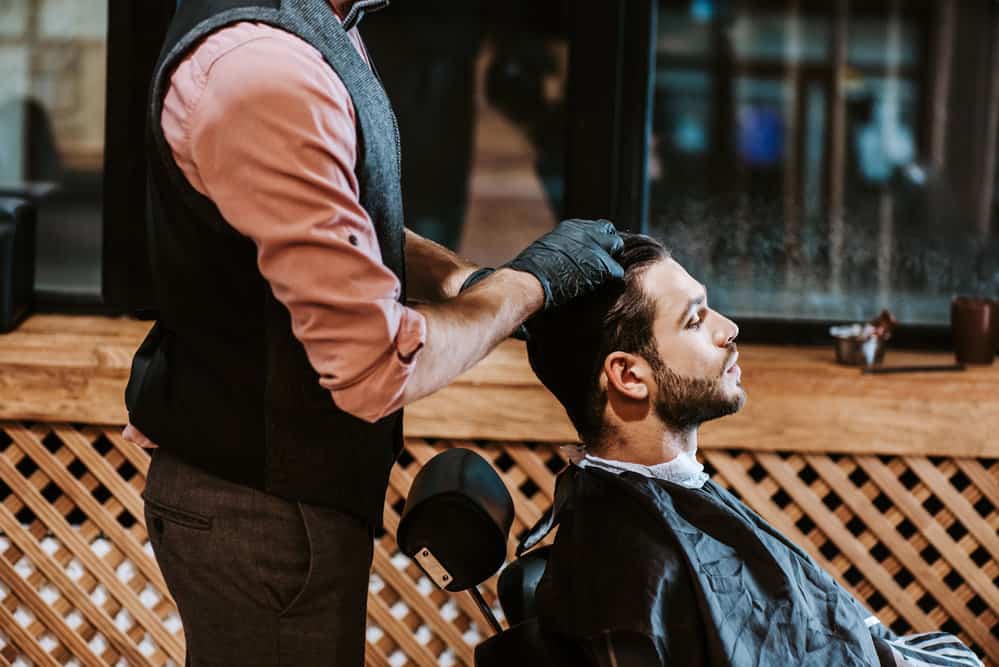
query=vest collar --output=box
[337,0,390,30]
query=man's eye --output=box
[686,317,701,330]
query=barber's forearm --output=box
[399,268,544,406]
[404,228,479,302]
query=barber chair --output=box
[397,448,583,666]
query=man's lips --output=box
[724,351,740,374]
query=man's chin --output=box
[728,386,748,413]
[712,387,746,420]
[721,373,747,410]
[705,384,747,422]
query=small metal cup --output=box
[830,324,886,366]
[833,335,886,366]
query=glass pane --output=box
[654,69,713,183]
[0,0,106,301]
[364,4,566,267]
[731,10,829,63]
[650,1,997,326]
[847,16,919,68]
[658,8,713,59]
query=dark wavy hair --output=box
[526,233,670,445]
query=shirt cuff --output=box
[330,305,427,423]
[122,422,159,449]
[394,303,427,362]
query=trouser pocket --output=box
[276,502,314,617]
[143,495,213,531]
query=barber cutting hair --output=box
[123,0,624,663]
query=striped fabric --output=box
[874,630,983,666]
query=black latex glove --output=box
[459,267,496,293]
[459,267,528,341]
[504,219,624,310]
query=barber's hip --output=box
[142,447,372,615]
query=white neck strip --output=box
[568,447,709,489]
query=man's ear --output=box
[602,352,650,401]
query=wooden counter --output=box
[1,315,996,457]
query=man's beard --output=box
[650,354,745,430]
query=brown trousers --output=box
[143,448,373,666]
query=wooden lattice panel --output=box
[0,422,181,666]
[1,423,996,665]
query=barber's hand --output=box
[459,267,529,340]
[504,218,624,310]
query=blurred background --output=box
[649,0,999,328]
[0,0,107,305]
[1,0,997,339]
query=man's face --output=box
[641,257,746,429]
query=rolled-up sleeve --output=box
[180,30,425,423]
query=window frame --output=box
[563,0,657,233]
[101,0,174,317]
[591,0,999,349]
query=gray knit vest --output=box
[126,0,407,527]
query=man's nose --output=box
[714,314,738,348]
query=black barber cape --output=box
[528,464,884,666]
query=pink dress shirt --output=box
[125,7,425,448]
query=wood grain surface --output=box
[0,315,996,457]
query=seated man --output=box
[521,233,982,667]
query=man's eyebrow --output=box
[677,293,707,326]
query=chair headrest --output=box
[397,448,514,592]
